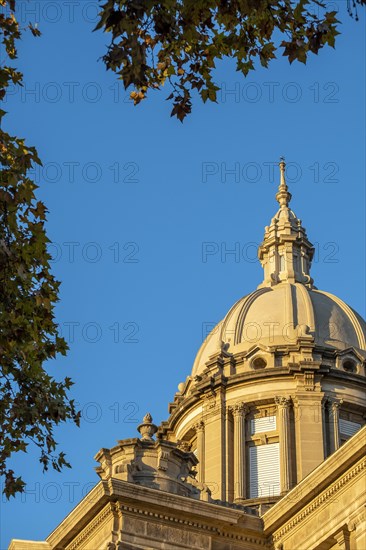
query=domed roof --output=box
[192,283,366,376]
[192,159,366,377]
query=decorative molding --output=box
[117,503,267,546]
[304,371,315,391]
[157,448,170,471]
[347,507,366,532]
[272,458,366,543]
[67,503,114,550]
[176,440,191,452]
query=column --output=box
[275,396,292,493]
[194,420,205,483]
[331,400,341,451]
[321,396,329,458]
[231,402,248,501]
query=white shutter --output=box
[339,419,361,438]
[249,443,280,498]
[250,415,277,435]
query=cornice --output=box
[47,481,110,549]
[118,503,268,546]
[66,503,113,550]
[163,363,365,437]
[108,477,262,527]
[271,457,366,543]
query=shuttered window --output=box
[339,419,361,438]
[249,443,280,498]
[250,415,276,435]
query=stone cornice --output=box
[118,502,267,546]
[163,364,365,438]
[9,543,50,550]
[45,476,264,549]
[67,503,113,550]
[271,458,366,543]
[46,481,110,549]
[165,369,297,434]
[262,425,366,537]
[108,477,262,528]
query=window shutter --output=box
[339,419,361,438]
[250,415,277,435]
[249,443,280,498]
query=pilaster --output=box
[194,420,205,483]
[202,390,226,500]
[230,402,249,501]
[275,396,292,494]
[293,391,325,481]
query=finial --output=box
[276,157,291,208]
[137,412,158,441]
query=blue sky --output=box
[1,1,365,546]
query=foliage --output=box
[0,0,80,498]
[95,0,364,121]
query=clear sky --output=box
[1,1,365,546]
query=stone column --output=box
[194,420,205,483]
[275,396,292,494]
[331,400,341,451]
[321,396,329,458]
[231,402,248,501]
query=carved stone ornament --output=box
[137,412,158,441]
[229,402,249,417]
[275,396,292,408]
[177,440,191,452]
[194,420,205,433]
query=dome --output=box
[192,158,366,377]
[163,159,366,509]
[192,283,366,377]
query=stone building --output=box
[10,160,366,550]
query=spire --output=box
[275,157,292,208]
[257,158,315,289]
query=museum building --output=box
[10,160,366,550]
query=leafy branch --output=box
[95,0,364,121]
[0,0,80,498]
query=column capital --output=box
[275,396,292,408]
[331,398,343,412]
[194,420,205,432]
[229,402,249,417]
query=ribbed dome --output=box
[192,159,366,377]
[191,283,366,377]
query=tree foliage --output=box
[95,0,364,120]
[0,0,80,498]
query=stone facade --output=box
[10,161,366,550]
